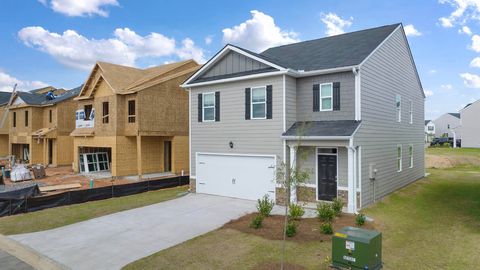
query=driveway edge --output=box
[0,234,67,270]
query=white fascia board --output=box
[181,70,289,88]
[282,135,351,141]
[182,45,287,87]
[288,65,357,77]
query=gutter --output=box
[281,135,352,141]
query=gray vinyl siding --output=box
[285,75,297,130]
[190,75,284,176]
[433,113,461,139]
[354,27,425,208]
[200,51,271,79]
[296,72,355,121]
[461,101,480,148]
[298,146,348,187]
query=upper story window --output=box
[84,105,93,121]
[13,112,16,127]
[320,83,333,111]
[49,109,52,123]
[251,86,266,119]
[25,111,28,127]
[409,100,413,124]
[447,124,450,129]
[128,100,136,123]
[202,93,215,122]
[397,145,402,172]
[102,102,109,124]
[427,126,434,131]
[396,94,401,122]
[408,145,413,168]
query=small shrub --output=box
[250,215,264,229]
[320,222,333,234]
[288,203,305,220]
[256,195,274,217]
[355,213,366,226]
[331,198,344,216]
[317,203,335,222]
[286,221,297,237]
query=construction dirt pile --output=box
[426,154,480,168]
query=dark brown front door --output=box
[317,154,337,201]
[164,141,172,172]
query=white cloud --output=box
[39,0,119,17]
[470,34,480,51]
[438,0,480,27]
[222,10,299,52]
[429,69,438,74]
[321,12,353,36]
[424,89,434,97]
[441,84,453,90]
[404,24,422,37]
[18,26,205,70]
[459,25,473,35]
[470,57,480,67]
[0,71,48,92]
[460,72,480,87]
[205,35,213,45]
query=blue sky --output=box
[0,0,479,120]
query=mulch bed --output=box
[223,213,375,242]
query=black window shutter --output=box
[198,94,202,122]
[333,82,341,111]
[245,88,251,120]
[215,91,220,122]
[266,85,272,119]
[313,84,320,112]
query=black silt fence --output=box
[0,175,189,218]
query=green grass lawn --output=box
[124,169,480,270]
[0,186,188,235]
[426,147,480,157]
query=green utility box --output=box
[332,226,382,270]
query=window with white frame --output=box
[397,145,402,172]
[202,92,215,121]
[251,86,266,119]
[320,83,333,111]
[409,100,413,124]
[409,145,413,168]
[396,95,401,122]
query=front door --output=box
[317,154,337,201]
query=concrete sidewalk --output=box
[10,194,257,270]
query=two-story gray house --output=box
[433,113,461,139]
[181,23,425,213]
[460,101,480,148]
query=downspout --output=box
[347,138,358,214]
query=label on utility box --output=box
[345,241,355,250]
[343,255,356,262]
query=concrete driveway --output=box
[10,194,257,270]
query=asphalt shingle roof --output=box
[448,113,460,119]
[283,120,361,137]
[15,86,82,106]
[0,92,12,106]
[260,24,400,71]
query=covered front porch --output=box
[282,120,362,213]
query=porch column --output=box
[347,146,356,213]
[289,145,297,203]
[137,135,142,179]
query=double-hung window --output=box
[396,95,401,122]
[320,83,333,111]
[128,100,136,123]
[397,145,402,172]
[408,145,413,168]
[102,102,109,124]
[202,92,215,122]
[251,86,266,119]
[409,100,413,124]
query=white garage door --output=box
[196,153,276,201]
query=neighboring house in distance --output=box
[0,92,14,156]
[182,23,425,213]
[433,113,461,139]
[425,120,435,143]
[460,101,480,148]
[8,86,81,166]
[71,60,199,177]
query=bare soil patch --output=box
[426,154,480,168]
[223,213,375,243]
[252,262,306,270]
